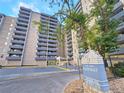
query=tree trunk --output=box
[103,58,108,68]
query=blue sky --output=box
[0,0,79,17]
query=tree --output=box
[84,0,119,64]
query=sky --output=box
[0,0,60,17]
[0,0,79,17]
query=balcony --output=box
[111,10,124,20]
[37,47,47,51]
[36,52,46,56]
[35,57,46,61]
[68,52,73,56]
[19,13,30,19]
[20,7,31,13]
[16,26,27,31]
[110,47,124,55]
[48,43,57,47]
[16,20,28,27]
[67,43,72,48]
[117,22,124,32]
[48,48,57,51]
[117,34,124,44]
[67,36,72,41]
[113,1,123,11]
[67,39,72,44]
[36,52,57,56]
[19,10,30,16]
[49,32,56,35]
[49,28,56,32]
[38,38,47,42]
[48,52,58,56]
[10,45,23,49]
[13,35,25,40]
[48,40,57,43]
[14,30,26,35]
[50,19,58,23]
[39,34,48,38]
[37,42,47,46]
[6,56,21,61]
[68,47,73,52]
[11,40,24,44]
[8,51,22,55]
[49,25,57,29]
[41,16,49,20]
[18,17,29,23]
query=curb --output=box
[52,66,71,71]
[62,79,79,93]
[0,70,77,82]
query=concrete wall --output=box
[22,12,40,66]
[0,16,17,66]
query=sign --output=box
[82,50,109,92]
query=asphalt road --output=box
[0,66,64,76]
[0,71,79,93]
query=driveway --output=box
[0,71,79,93]
[0,66,65,76]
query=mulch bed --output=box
[64,78,124,93]
[64,79,84,93]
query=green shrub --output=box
[0,65,2,69]
[47,61,56,65]
[111,62,124,77]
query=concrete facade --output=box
[0,7,58,67]
[0,15,16,66]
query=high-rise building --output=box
[0,7,58,67]
[110,0,124,63]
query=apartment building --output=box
[0,7,58,67]
[110,0,124,63]
[0,14,16,66]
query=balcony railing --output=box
[48,48,57,51]
[48,40,57,43]
[16,26,27,31]
[6,56,21,61]
[110,47,124,55]
[111,10,124,20]
[13,35,25,40]
[117,22,124,32]
[16,20,28,27]
[117,34,124,43]
[113,1,123,11]
[11,40,25,44]
[8,51,22,55]
[37,47,47,51]
[14,30,26,35]
[10,45,23,49]
[18,17,29,23]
